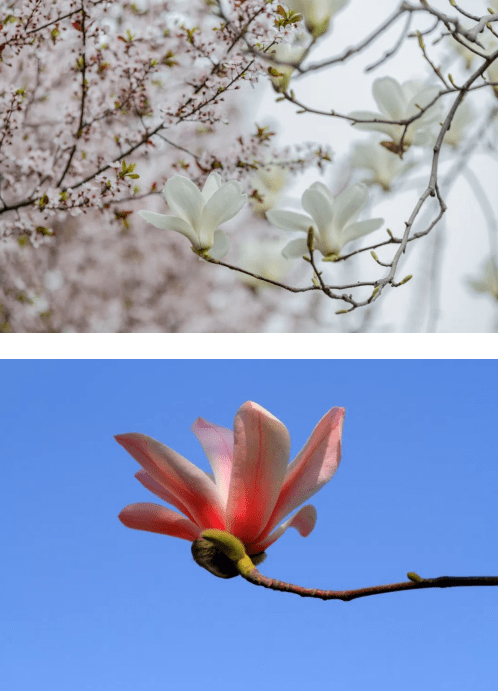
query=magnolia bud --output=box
[191,537,267,578]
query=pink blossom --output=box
[117,401,345,555]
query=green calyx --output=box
[191,529,266,579]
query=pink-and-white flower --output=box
[117,401,345,555]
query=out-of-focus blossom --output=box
[468,258,498,301]
[484,36,498,98]
[349,77,441,155]
[249,163,289,215]
[287,0,350,38]
[237,239,293,290]
[117,401,345,576]
[27,293,49,315]
[43,270,64,292]
[266,181,383,260]
[442,99,474,148]
[350,138,405,190]
[268,39,308,92]
[448,18,498,71]
[138,172,247,260]
[447,24,481,70]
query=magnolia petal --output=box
[308,181,333,199]
[406,85,439,118]
[373,76,405,120]
[201,172,223,202]
[282,237,309,258]
[349,110,402,139]
[138,210,198,246]
[163,174,205,230]
[266,209,316,233]
[115,433,225,530]
[302,188,333,231]
[333,184,368,231]
[201,181,246,244]
[209,230,230,260]
[118,502,202,541]
[411,128,437,147]
[247,505,317,554]
[134,469,198,524]
[260,407,345,537]
[225,401,290,544]
[343,217,384,245]
[191,417,234,509]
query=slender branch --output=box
[56,2,87,187]
[199,530,498,602]
[240,569,498,601]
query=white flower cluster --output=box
[139,172,384,264]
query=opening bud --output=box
[191,530,267,579]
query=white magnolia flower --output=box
[138,172,247,259]
[237,240,293,291]
[288,0,350,38]
[468,259,498,301]
[349,77,441,155]
[448,21,498,70]
[250,163,289,215]
[266,182,383,260]
[442,99,474,148]
[484,34,498,97]
[350,138,405,191]
[268,39,308,92]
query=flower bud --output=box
[191,534,267,579]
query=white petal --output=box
[333,183,368,231]
[137,210,198,245]
[266,209,315,233]
[302,188,333,231]
[342,217,384,245]
[405,85,439,118]
[163,175,205,229]
[308,181,333,200]
[209,229,230,259]
[349,110,402,139]
[372,76,405,120]
[201,172,223,202]
[201,181,246,245]
[282,237,309,258]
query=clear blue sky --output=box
[2,360,497,691]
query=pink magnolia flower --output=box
[116,401,345,556]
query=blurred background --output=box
[2,359,497,690]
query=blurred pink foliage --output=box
[0,0,331,331]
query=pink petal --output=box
[191,417,234,509]
[257,407,345,542]
[134,469,198,524]
[118,502,202,541]
[115,433,225,530]
[247,505,317,554]
[225,401,290,544]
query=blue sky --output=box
[2,360,497,691]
